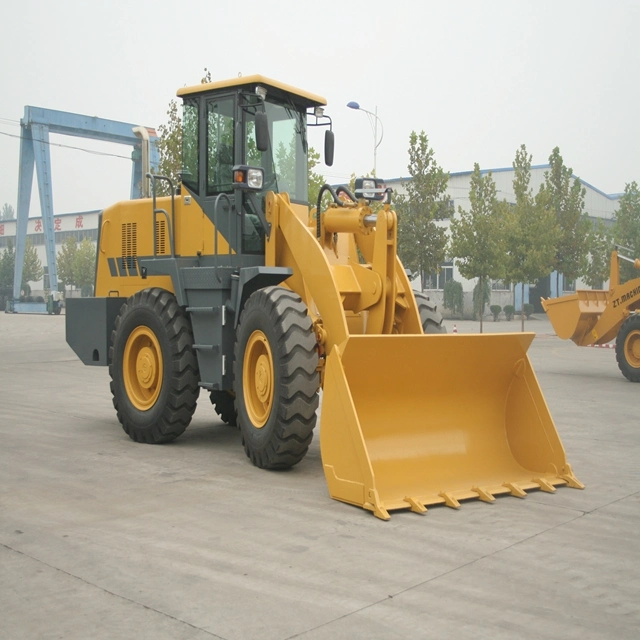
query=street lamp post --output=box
[346,101,384,176]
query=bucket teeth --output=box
[503,482,527,498]
[403,497,427,514]
[533,478,556,493]
[472,486,496,503]
[438,492,461,509]
[559,464,585,489]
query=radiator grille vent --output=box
[155,220,167,255]
[121,222,137,272]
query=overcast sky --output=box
[1,0,638,216]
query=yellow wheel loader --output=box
[542,249,640,382]
[66,75,583,519]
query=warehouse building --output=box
[386,164,622,314]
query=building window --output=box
[426,261,453,290]
[563,278,576,293]
[491,279,510,291]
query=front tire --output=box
[414,291,447,334]
[109,288,200,443]
[616,314,640,382]
[234,287,319,469]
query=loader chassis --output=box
[66,74,583,519]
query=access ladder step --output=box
[193,344,220,353]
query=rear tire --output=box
[109,288,200,443]
[616,314,640,382]
[414,291,446,334]
[234,287,319,469]
[210,390,238,426]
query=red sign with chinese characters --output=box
[54,218,62,231]
[34,219,42,232]
[75,215,84,229]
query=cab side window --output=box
[207,97,235,194]
[181,99,199,194]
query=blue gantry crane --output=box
[9,106,159,313]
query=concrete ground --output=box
[1,312,638,639]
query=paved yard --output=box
[1,312,638,639]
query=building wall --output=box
[386,164,621,316]
[0,211,100,295]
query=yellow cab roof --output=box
[177,74,327,108]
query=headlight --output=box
[247,168,264,189]
[355,177,387,201]
[233,165,264,191]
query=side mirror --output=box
[324,130,334,167]
[255,111,269,152]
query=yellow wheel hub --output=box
[123,326,163,410]
[243,330,274,428]
[625,329,640,368]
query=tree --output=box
[308,147,326,209]
[443,279,463,316]
[450,164,507,332]
[584,220,613,288]
[504,145,559,330]
[57,236,78,289]
[614,181,640,283]
[395,131,450,284]
[542,147,589,292]
[156,98,183,196]
[1,203,15,220]
[0,239,15,292]
[22,239,43,285]
[73,238,96,296]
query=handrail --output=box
[147,173,176,257]
[213,193,233,282]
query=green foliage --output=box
[504,144,559,290]
[0,238,14,286]
[57,236,78,287]
[1,238,42,296]
[1,203,15,220]
[504,304,515,321]
[584,219,613,288]
[308,147,325,209]
[542,147,589,283]
[450,164,507,331]
[396,131,449,279]
[523,303,534,318]
[443,279,463,316]
[614,181,640,283]
[473,277,492,320]
[490,304,502,321]
[73,239,96,292]
[22,239,43,284]
[156,98,182,196]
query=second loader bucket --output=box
[320,333,583,519]
[542,291,608,344]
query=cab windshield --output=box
[245,101,308,204]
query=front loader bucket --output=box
[542,292,608,344]
[320,333,582,519]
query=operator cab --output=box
[176,75,333,255]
